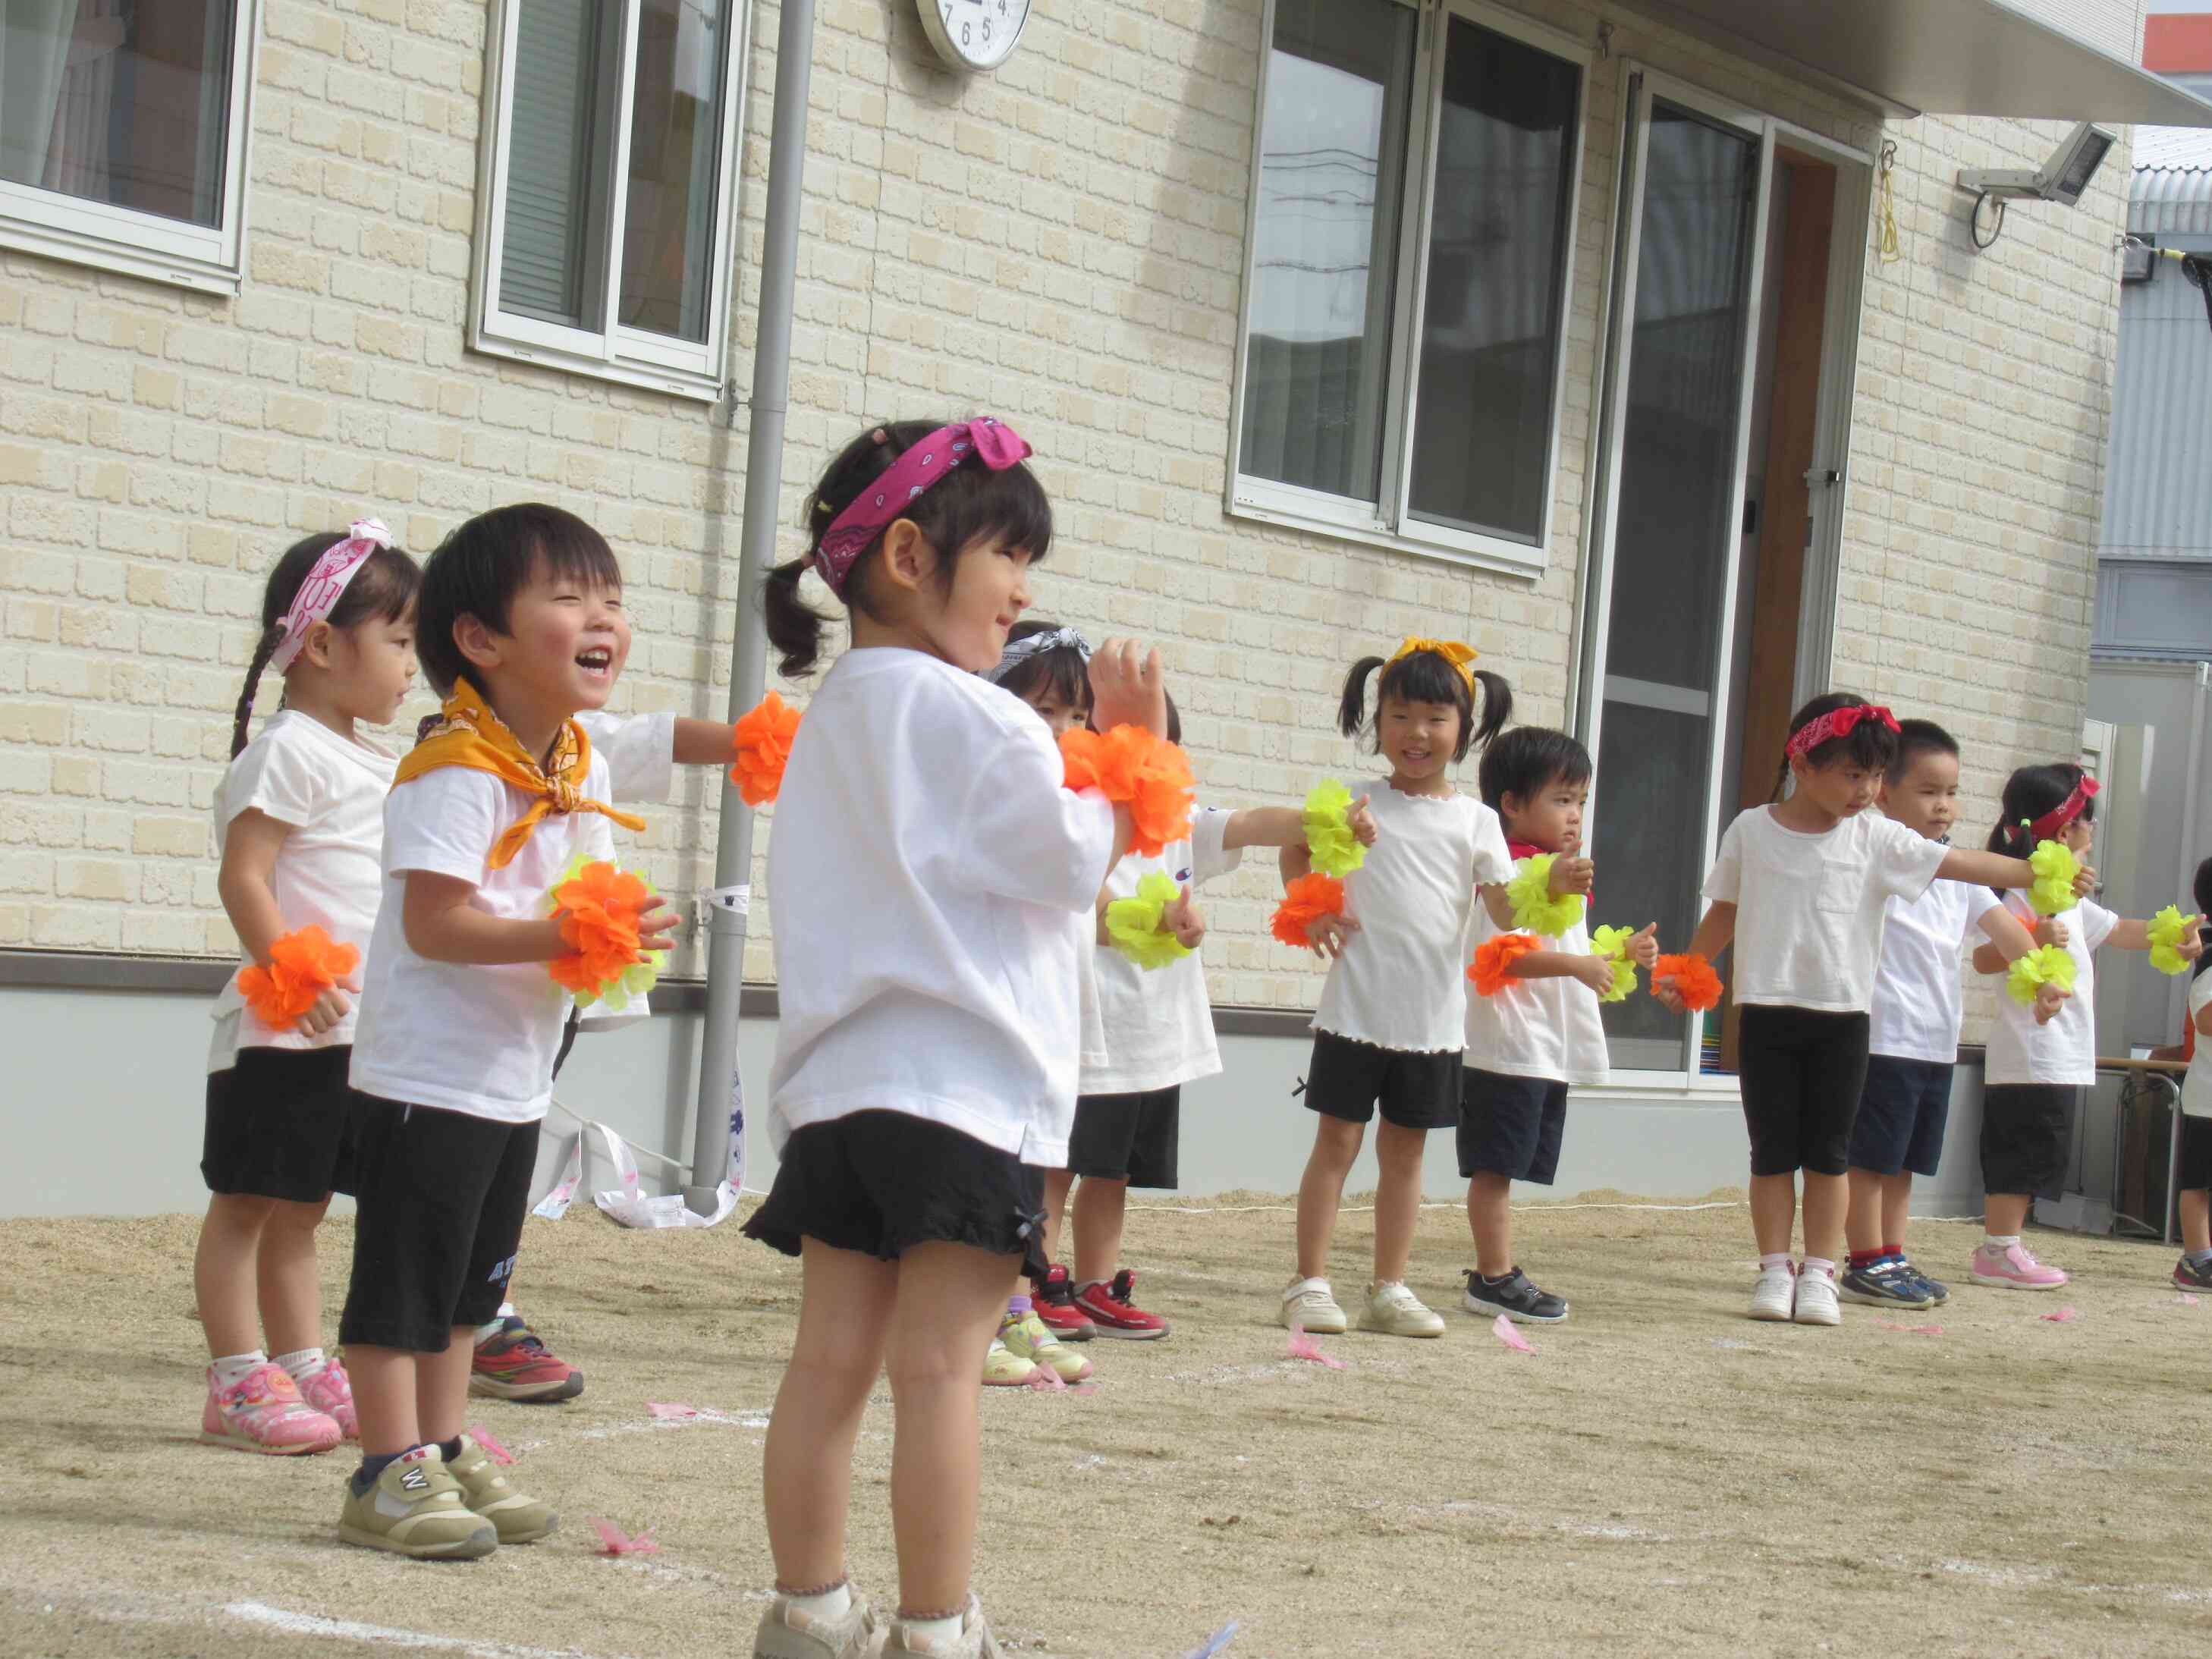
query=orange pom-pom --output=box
[1060,724,1196,858]
[548,861,656,994]
[237,925,360,1029]
[1468,932,1539,997]
[730,691,802,807]
[1271,872,1347,948]
[1652,953,1724,1013]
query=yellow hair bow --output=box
[1389,636,1478,693]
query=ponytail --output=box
[1336,656,1387,743]
[1337,648,1508,763]
[763,557,829,678]
[1469,669,1512,754]
[231,623,287,758]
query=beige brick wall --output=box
[0,0,2136,1032]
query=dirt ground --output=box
[3,1192,2208,1658]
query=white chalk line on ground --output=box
[1133,1198,1749,1215]
[222,1601,639,1657]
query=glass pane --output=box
[0,0,234,227]
[1591,100,1761,1073]
[499,0,618,329]
[1406,16,1579,545]
[619,0,729,343]
[1238,0,1416,505]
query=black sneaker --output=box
[1839,1259,1934,1309]
[1461,1267,1568,1324]
[1897,1258,1950,1305]
[2174,1255,2212,1291]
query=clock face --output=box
[920,0,1030,72]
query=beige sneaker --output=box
[446,1431,557,1543]
[336,1445,496,1560]
[979,1337,1037,1387]
[883,1597,1002,1657]
[999,1309,1092,1384]
[1279,1276,1347,1334]
[752,1588,884,1659]
[1362,1280,1445,1338]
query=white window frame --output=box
[0,0,262,295]
[470,0,750,403]
[1227,0,1590,579]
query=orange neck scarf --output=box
[394,677,645,869]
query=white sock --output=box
[787,1582,852,1621]
[899,1612,963,1644]
[210,1350,268,1390]
[1758,1252,1792,1273]
[273,1346,327,1381]
[1984,1233,2021,1251]
[1800,1256,1836,1282]
[473,1318,505,1343]
[498,1301,517,1319]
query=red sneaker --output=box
[1032,1265,1096,1341]
[469,1316,584,1402]
[1072,1268,1168,1340]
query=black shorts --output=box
[203,1045,372,1202]
[1457,1069,1569,1184]
[1847,1056,1956,1178]
[1067,1088,1180,1188]
[743,1111,1048,1281]
[1980,1083,2075,1198]
[337,1099,541,1353]
[1736,1006,1871,1177]
[1299,1031,1459,1130]
[2182,1115,2212,1192]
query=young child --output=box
[1966,763,2199,1290]
[1842,721,2057,1311]
[336,503,675,1559]
[2173,858,2212,1290]
[1279,638,1516,1340]
[743,417,1170,1659]
[1462,727,1656,1325]
[1663,695,2075,1327]
[196,523,419,1454]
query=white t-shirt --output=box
[1314,781,1514,1054]
[1868,876,1999,1064]
[1082,806,1243,1097]
[207,712,397,1072]
[570,710,675,1035]
[1978,894,2117,1087]
[1463,871,1610,1086]
[2182,972,2212,1118]
[1703,807,1948,1013]
[767,649,1117,1166]
[349,756,617,1123]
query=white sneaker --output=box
[1792,1267,1840,1326]
[1748,1264,1796,1321]
[1280,1276,1347,1334]
[1362,1280,1445,1338]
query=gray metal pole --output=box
[685,0,815,1214]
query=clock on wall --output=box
[919,0,1031,72]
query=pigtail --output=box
[763,557,830,679]
[1337,657,1385,741]
[1469,669,1513,756]
[231,623,287,758]
[1769,757,1793,804]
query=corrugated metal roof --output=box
[2101,230,2212,562]
[2132,124,2212,171]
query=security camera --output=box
[1957,121,2116,206]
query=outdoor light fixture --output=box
[1958,122,2117,250]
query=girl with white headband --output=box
[195,523,420,1455]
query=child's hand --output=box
[1652,979,1686,1014]
[1569,955,1617,997]
[1088,638,1168,738]
[2072,862,2098,898]
[297,985,353,1038]
[1626,922,1660,969]
[1167,886,1207,950]
[1306,911,1359,960]
[2177,916,2206,965]
[2035,916,2070,949]
[2033,982,2070,1025]
[636,900,681,956]
[1348,795,1378,847]
[1547,855,1595,897]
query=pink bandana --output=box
[1785,702,1898,759]
[269,519,391,671]
[812,417,1032,594]
[2030,775,2098,841]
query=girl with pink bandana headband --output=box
[196,525,419,1456]
[748,418,1174,1658]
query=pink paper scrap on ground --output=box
[1286,1325,1346,1369]
[1876,1321,1944,1336]
[2179,1293,2200,1306]
[587,1516,659,1556]
[467,1425,514,1464]
[648,1401,701,1419]
[1492,1313,1535,1353]
[2041,1306,2081,1323]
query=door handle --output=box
[1802,467,1841,488]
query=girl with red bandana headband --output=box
[1964,763,2201,1291]
[1661,694,2072,1328]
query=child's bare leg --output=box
[1466,1171,1513,1277]
[195,1193,276,1359]
[763,1240,898,1593]
[1843,1167,1885,1258]
[1749,1172,1798,1256]
[2182,1189,2210,1254]
[1984,1192,2031,1236]
[256,1196,332,1358]
[1295,1117,1365,1280]
[1800,1170,1846,1264]
[1371,1120,1426,1284]
[1070,1176,1129,1286]
[1881,1172,1914,1251]
[416,1331,477,1447]
[882,1241,1018,1617]
[347,1346,419,1456]
[1040,1169,1076,1262]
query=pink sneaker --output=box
[295,1358,358,1440]
[1971,1241,2069,1290]
[199,1362,343,1456]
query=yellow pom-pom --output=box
[1588,923,1639,1004]
[2006,944,2076,1007]
[1303,778,1365,878]
[1506,854,1584,938]
[2026,839,2081,917]
[2148,904,2195,976]
[1104,871,1192,970]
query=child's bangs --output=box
[1002,644,1089,712]
[353,546,422,624]
[1378,650,1471,712]
[533,514,624,592]
[1811,721,1897,775]
[931,454,1054,564]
